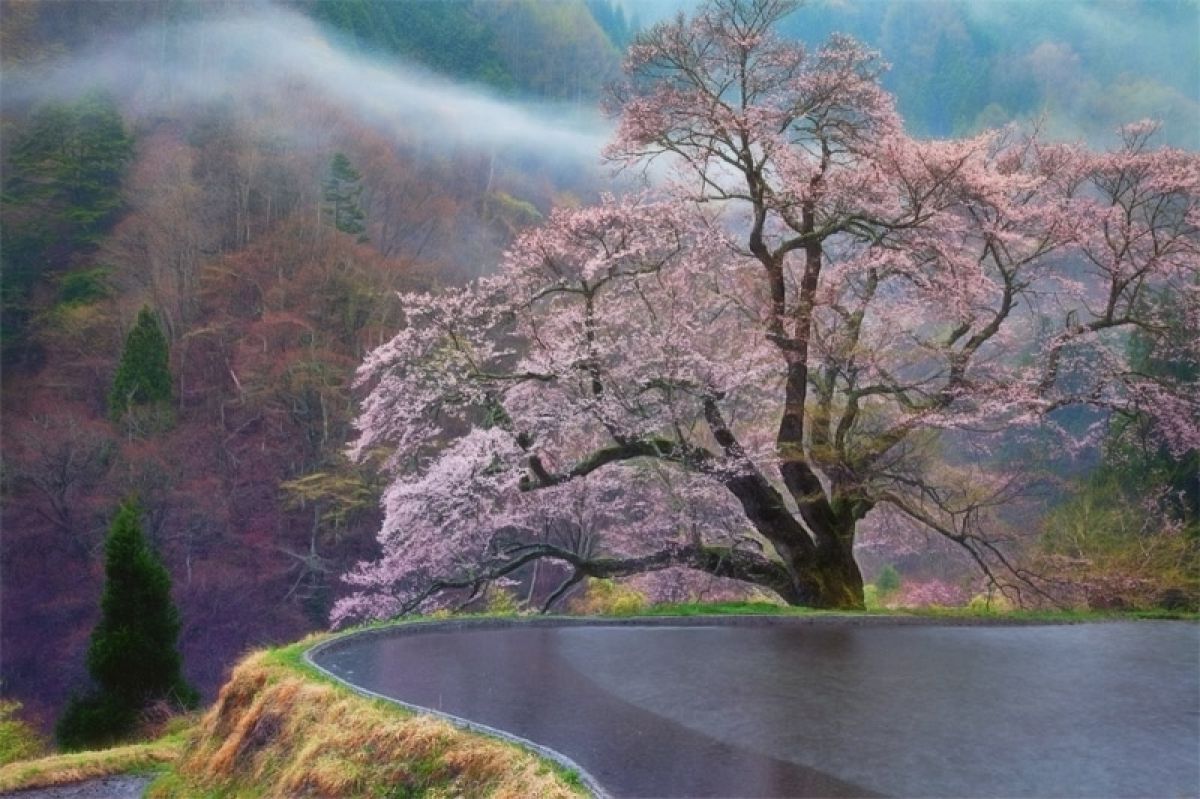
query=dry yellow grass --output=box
[151,641,585,798]
[0,738,181,792]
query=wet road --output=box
[311,619,1200,798]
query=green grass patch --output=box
[877,604,1199,622]
[260,633,333,679]
[630,599,1197,623]
[0,734,184,793]
[552,765,585,790]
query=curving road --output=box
[309,617,1200,798]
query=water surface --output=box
[314,620,1199,798]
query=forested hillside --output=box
[0,0,626,730]
[1,0,1195,736]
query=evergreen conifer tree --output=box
[322,152,367,238]
[56,500,196,750]
[108,306,171,421]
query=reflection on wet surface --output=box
[314,621,1200,798]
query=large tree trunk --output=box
[795,535,865,610]
[767,515,865,610]
[719,470,866,609]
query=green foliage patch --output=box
[875,564,902,594]
[57,267,113,306]
[109,306,172,422]
[0,701,45,766]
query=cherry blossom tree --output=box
[333,0,1199,625]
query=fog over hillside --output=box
[1,5,611,165]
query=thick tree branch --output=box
[391,540,803,616]
[519,437,707,490]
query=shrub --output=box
[569,578,646,616]
[967,591,1014,613]
[875,564,902,594]
[0,700,45,765]
[484,585,521,616]
[1038,478,1198,610]
[55,693,137,753]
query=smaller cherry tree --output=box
[333,0,1198,626]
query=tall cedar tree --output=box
[56,500,196,749]
[322,152,367,237]
[108,306,171,420]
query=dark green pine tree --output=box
[322,152,367,238]
[56,500,196,750]
[109,306,171,421]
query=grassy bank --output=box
[0,736,183,793]
[635,600,1199,622]
[145,636,585,799]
